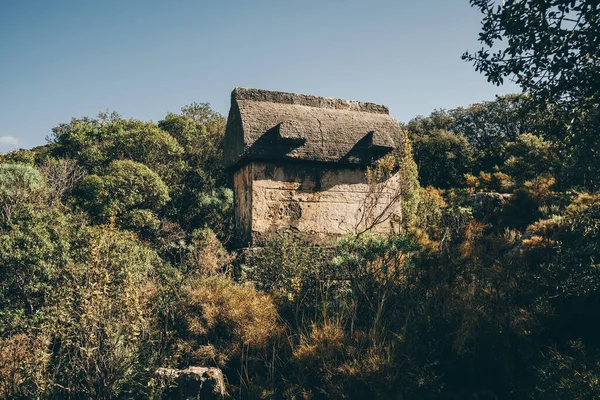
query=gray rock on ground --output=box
[469,192,511,218]
[155,366,226,399]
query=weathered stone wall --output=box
[234,161,402,247]
[233,164,252,247]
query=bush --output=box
[0,333,51,399]
[410,129,474,189]
[504,133,555,185]
[501,189,540,230]
[47,225,162,398]
[0,209,163,399]
[245,236,329,302]
[184,227,233,277]
[0,163,46,222]
[175,277,282,371]
[77,160,169,223]
[464,170,514,193]
[0,207,75,334]
[0,149,37,166]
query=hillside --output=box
[1,90,599,399]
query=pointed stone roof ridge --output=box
[224,88,402,168]
[232,87,390,115]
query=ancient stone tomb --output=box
[224,88,404,248]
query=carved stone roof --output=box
[224,88,403,168]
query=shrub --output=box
[535,340,600,399]
[77,160,170,223]
[47,225,162,398]
[410,129,474,189]
[245,236,329,302]
[504,133,555,185]
[502,188,541,230]
[414,186,447,242]
[0,207,75,334]
[0,333,51,399]
[184,227,233,277]
[175,277,282,369]
[465,170,514,193]
[0,163,46,222]
[0,149,37,165]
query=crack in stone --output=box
[316,116,324,154]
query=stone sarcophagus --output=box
[224,88,404,248]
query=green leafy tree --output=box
[407,95,538,179]
[0,164,46,222]
[463,0,599,108]
[112,120,185,185]
[158,103,226,190]
[77,160,169,223]
[410,128,474,188]
[158,104,232,238]
[0,149,37,166]
[504,133,557,184]
[51,115,185,184]
[451,94,535,170]
[464,0,600,189]
[0,207,76,334]
[405,109,456,137]
[50,113,122,172]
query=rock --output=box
[469,192,511,219]
[155,366,226,399]
[224,87,401,168]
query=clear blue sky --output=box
[0,0,519,152]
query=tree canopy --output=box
[463,0,600,108]
[464,0,600,189]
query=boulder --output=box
[469,192,511,219]
[155,366,226,399]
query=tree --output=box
[50,115,184,184]
[504,133,556,184]
[407,95,538,176]
[463,0,600,108]
[464,0,600,189]
[451,94,535,170]
[0,164,46,222]
[0,149,37,166]
[158,104,231,237]
[77,160,170,222]
[113,120,185,185]
[410,129,474,188]
[0,206,75,334]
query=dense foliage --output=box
[1,95,597,398]
[463,0,600,190]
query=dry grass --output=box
[177,277,282,368]
[0,333,51,399]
